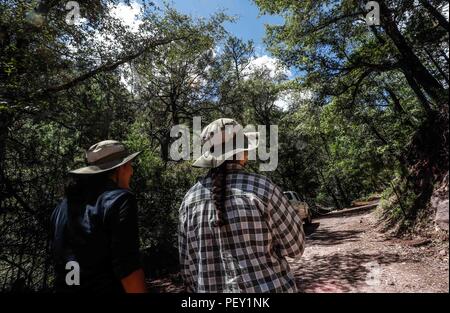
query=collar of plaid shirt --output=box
[217,162,244,172]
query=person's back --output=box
[51,185,139,293]
[179,118,306,293]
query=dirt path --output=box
[290,205,449,293]
[148,203,449,293]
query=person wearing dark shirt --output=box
[50,140,147,293]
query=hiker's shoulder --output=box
[54,198,68,211]
[181,177,210,205]
[101,188,136,210]
[51,198,68,223]
[233,171,278,201]
[238,171,276,189]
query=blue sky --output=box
[112,1,295,78]
[158,0,284,56]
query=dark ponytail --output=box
[210,162,229,227]
[65,171,115,205]
[63,170,116,241]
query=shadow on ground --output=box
[292,213,406,293]
[317,204,377,219]
[292,252,403,293]
[304,222,320,236]
[147,275,184,293]
[307,227,363,246]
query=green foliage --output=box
[379,176,419,231]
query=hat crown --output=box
[192,119,260,168]
[86,140,126,164]
[201,118,243,147]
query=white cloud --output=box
[243,55,292,79]
[443,3,449,20]
[95,2,144,91]
[73,1,144,56]
[240,55,295,110]
[110,1,143,33]
[274,92,294,110]
[274,89,314,111]
[120,64,135,93]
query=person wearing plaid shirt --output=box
[178,118,305,293]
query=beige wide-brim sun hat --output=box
[193,118,260,169]
[70,140,142,175]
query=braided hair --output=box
[206,124,249,227]
[210,152,244,227]
[210,161,229,227]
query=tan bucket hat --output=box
[193,118,259,168]
[69,140,142,175]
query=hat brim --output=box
[69,151,142,175]
[192,132,259,168]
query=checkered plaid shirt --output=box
[178,163,305,293]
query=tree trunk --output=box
[418,0,450,31]
[319,134,351,206]
[399,62,434,117]
[334,174,351,207]
[385,87,415,127]
[379,1,448,108]
[318,170,342,209]
[423,47,449,85]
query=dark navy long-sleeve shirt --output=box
[50,184,141,293]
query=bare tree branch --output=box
[30,36,187,99]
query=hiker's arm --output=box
[121,268,147,293]
[107,193,147,293]
[269,185,306,259]
[178,203,195,292]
